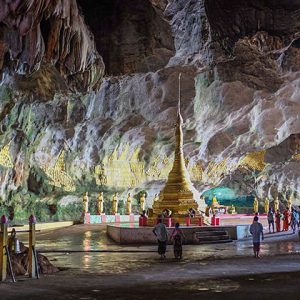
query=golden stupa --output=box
[150,74,205,224]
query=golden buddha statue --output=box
[112,192,119,214]
[274,197,279,212]
[212,196,219,208]
[140,193,146,213]
[288,195,292,211]
[264,197,269,214]
[97,192,104,214]
[83,192,89,214]
[205,205,212,217]
[228,205,236,214]
[126,193,132,215]
[199,195,205,203]
[253,197,258,213]
[153,193,159,203]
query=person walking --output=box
[170,223,185,259]
[290,208,299,234]
[275,210,282,232]
[283,207,290,231]
[250,216,264,258]
[267,208,275,233]
[153,218,168,259]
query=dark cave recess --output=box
[205,0,300,51]
[77,0,174,75]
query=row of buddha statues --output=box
[253,196,293,214]
[82,191,160,215]
[82,192,294,216]
[208,195,294,215]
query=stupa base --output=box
[147,215,204,227]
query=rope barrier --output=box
[39,249,157,253]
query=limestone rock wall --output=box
[0,0,300,220]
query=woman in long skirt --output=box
[275,210,281,232]
[283,208,290,231]
[170,223,185,259]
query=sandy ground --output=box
[1,224,300,300]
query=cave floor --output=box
[1,225,300,300]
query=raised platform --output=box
[217,214,268,227]
[107,223,251,245]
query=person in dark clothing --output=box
[267,208,275,233]
[170,223,185,259]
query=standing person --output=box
[290,208,299,234]
[170,223,185,259]
[153,218,168,259]
[250,216,264,258]
[267,208,275,233]
[275,210,282,232]
[283,207,290,231]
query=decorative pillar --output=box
[28,214,37,278]
[0,215,8,281]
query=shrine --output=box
[149,75,205,225]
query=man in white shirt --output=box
[250,216,264,258]
[153,218,168,259]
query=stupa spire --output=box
[177,73,183,124]
[178,73,181,115]
[172,73,188,187]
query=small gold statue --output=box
[228,205,236,214]
[83,192,89,214]
[212,196,219,208]
[126,193,132,215]
[288,195,292,211]
[274,197,279,212]
[140,193,146,213]
[205,205,212,217]
[97,192,104,214]
[264,197,269,214]
[112,192,119,214]
[153,193,159,203]
[253,197,258,213]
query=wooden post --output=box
[28,215,36,278]
[0,215,8,281]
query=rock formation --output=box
[0,0,300,220]
[0,0,104,94]
[8,240,58,276]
